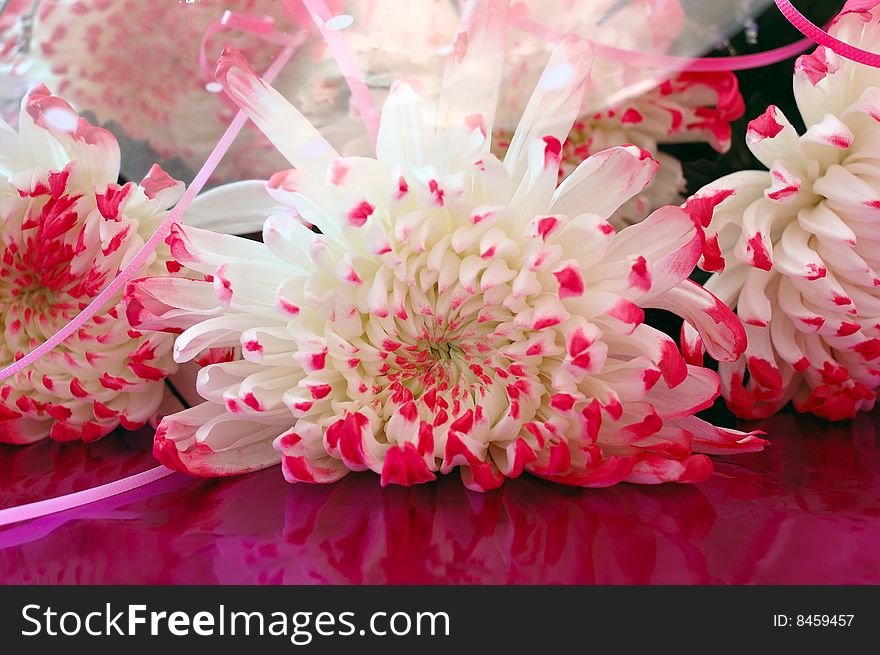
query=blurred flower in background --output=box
[492,1,746,227]
[8,0,459,183]
[2,0,755,199]
[0,0,54,123]
[22,0,336,182]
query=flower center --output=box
[0,190,94,356]
[1,239,77,307]
[361,282,521,427]
[386,327,488,395]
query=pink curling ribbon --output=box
[0,469,190,546]
[291,0,381,150]
[775,0,880,68]
[508,4,818,72]
[0,465,175,528]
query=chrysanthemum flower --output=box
[127,2,764,490]
[691,2,880,420]
[0,86,185,444]
[0,85,272,445]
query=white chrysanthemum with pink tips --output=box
[0,83,274,444]
[692,2,880,421]
[0,86,183,444]
[127,0,765,491]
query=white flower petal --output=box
[185,180,279,235]
[550,145,658,221]
[216,47,339,174]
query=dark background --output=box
[672,0,841,189]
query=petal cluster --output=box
[0,86,184,444]
[694,2,880,420]
[495,71,744,227]
[128,4,764,490]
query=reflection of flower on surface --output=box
[1,414,879,584]
[694,2,880,421]
[0,427,191,585]
[0,427,156,507]
[176,412,880,585]
[208,412,880,584]
[701,411,880,584]
[0,86,183,444]
[128,1,763,491]
[267,474,721,584]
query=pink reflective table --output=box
[1,410,879,584]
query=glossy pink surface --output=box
[1,410,879,584]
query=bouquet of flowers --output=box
[1,0,875,508]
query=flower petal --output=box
[596,206,701,300]
[550,146,658,221]
[215,47,339,174]
[437,0,510,145]
[184,179,279,235]
[644,279,747,363]
[504,34,592,202]
[154,403,285,476]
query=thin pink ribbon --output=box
[0,469,190,546]
[775,0,880,68]
[0,465,174,528]
[292,0,381,150]
[508,6,821,72]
